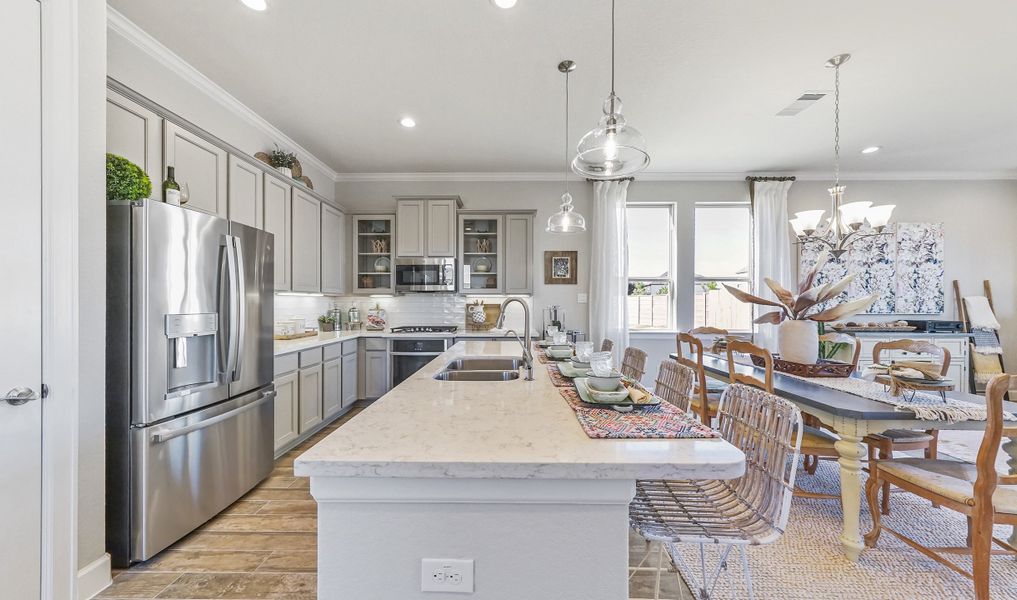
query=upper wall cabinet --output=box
[263,173,292,291]
[291,189,322,293]
[353,215,395,295]
[163,122,228,218]
[321,203,346,295]
[228,155,264,229]
[503,214,534,295]
[395,197,461,258]
[106,89,162,195]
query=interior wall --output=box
[79,0,108,572]
[106,24,335,201]
[789,179,1017,361]
[335,180,593,335]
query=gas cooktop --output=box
[390,325,459,334]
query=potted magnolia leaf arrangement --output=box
[723,251,878,364]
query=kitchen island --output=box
[295,341,744,600]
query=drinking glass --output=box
[545,325,559,338]
[552,331,567,345]
[575,341,594,362]
[589,351,614,377]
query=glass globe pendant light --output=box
[547,60,587,233]
[572,0,649,179]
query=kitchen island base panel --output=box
[312,476,634,600]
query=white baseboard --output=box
[77,553,112,600]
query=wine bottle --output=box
[164,166,182,205]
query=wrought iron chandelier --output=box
[789,54,895,258]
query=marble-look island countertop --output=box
[294,340,745,481]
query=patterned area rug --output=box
[629,459,1017,600]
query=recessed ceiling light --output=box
[491,0,517,8]
[240,0,267,11]
[399,117,416,128]
[861,146,881,154]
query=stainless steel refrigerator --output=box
[106,200,275,566]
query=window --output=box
[626,204,674,329]
[694,203,753,331]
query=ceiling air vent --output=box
[776,92,827,117]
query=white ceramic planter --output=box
[778,320,819,364]
[276,166,293,178]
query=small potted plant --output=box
[269,145,297,179]
[106,153,152,202]
[317,314,337,332]
[724,251,878,364]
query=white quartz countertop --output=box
[274,328,529,357]
[294,341,745,481]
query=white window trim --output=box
[626,202,677,331]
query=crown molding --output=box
[106,7,340,183]
[334,170,1017,183]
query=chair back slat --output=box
[873,339,951,376]
[621,347,648,382]
[717,383,803,534]
[676,333,712,423]
[600,338,614,353]
[653,360,695,414]
[726,339,774,392]
[974,374,1014,507]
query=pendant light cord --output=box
[564,69,570,195]
[611,0,616,95]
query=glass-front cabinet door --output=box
[353,214,395,294]
[458,214,503,294]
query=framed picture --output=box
[544,251,578,285]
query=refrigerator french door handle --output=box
[217,239,231,379]
[150,390,275,444]
[224,235,241,381]
[232,235,247,383]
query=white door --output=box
[1,0,43,597]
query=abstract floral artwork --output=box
[799,223,944,315]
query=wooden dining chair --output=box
[600,338,614,353]
[652,360,696,414]
[677,333,719,424]
[726,339,840,499]
[864,373,1017,600]
[621,346,648,382]
[864,339,951,514]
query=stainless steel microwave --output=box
[394,257,456,293]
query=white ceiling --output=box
[109,0,1017,176]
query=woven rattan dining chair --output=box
[726,339,840,500]
[652,360,696,414]
[865,339,951,514]
[600,338,614,353]
[630,384,804,600]
[676,329,729,425]
[864,373,1016,600]
[622,346,648,382]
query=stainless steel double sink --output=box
[433,357,523,381]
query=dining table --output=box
[670,351,1017,562]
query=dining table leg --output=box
[835,432,867,561]
[1005,433,1017,555]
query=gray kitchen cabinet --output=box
[298,363,324,433]
[273,370,299,452]
[426,198,458,257]
[503,213,534,294]
[163,121,228,218]
[395,199,426,257]
[321,203,345,294]
[227,154,264,229]
[106,88,162,196]
[263,174,292,291]
[322,357,342,420]
[352,215,395,294]
[342,353,358,407]
[458,214,504,294]
[291,188,322,293]
[364,345,389,400]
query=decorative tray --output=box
[750,354,854,378]
[573,378,660,408]
[558,361,591,378]
[834,326,917,333]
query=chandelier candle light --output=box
[547,60,587,233]
[789,54,895,259]
[571,0,649,179]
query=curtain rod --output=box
[745,176,796,182]
[584,177,635,183]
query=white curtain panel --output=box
[589,180,631,359]
[752,180,794,352]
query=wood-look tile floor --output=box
[101,408,364,600]
[102,404,692,599]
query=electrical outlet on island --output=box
[421,558,474,593]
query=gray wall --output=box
[80,0,108,571]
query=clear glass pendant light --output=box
[548,60,587,233]
[572,0,649,179]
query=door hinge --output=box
[41,384,49,399]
